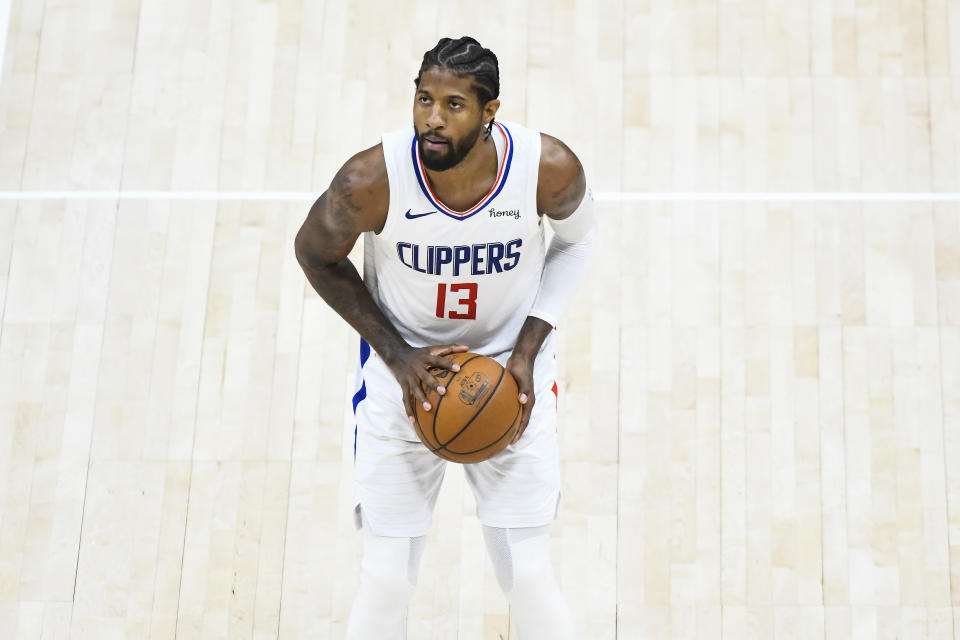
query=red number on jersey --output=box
[435,282,478,320]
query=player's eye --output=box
[449,102,462,110]
[418,95,431,104]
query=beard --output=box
[416,124,482,171]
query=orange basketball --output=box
[413,352,521,463]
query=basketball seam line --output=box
[434,364,504,451]
[444,400,522,456]
[434,363,506,453]
[430,354,483,448]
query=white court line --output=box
[0,191,321,201]
[2,190,960,202]
[595,192,960,202]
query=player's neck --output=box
[424,134,499,211]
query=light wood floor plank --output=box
[0,204,16,327]
[940,326,960,608]
[935,206,960,327]
[0,0,43,190]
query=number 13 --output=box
[435,283,478,320]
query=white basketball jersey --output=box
[363,120,547,360]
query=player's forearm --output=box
[511,315,553,361]
[298,256,410,365]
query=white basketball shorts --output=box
[350,335,562,538]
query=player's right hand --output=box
[387,344,470,425]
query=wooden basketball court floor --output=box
[1,0,960,638]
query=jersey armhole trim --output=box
[530,129,543,222]
[377,131,403,238]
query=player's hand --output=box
[505,352,535,444]
[387,344,470,425]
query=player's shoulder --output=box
[334,143,389,196]
[538,133,582,184]
[536,133,585,216]
[322,142,390,233]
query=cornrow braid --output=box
[415,36,500,134]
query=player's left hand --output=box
[505,353,535,444]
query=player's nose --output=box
[426,105,444,129]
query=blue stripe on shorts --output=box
[352,338,371,458]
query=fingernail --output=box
[437,386,445,395]
[408,416,415,424]
[519,393,528,403]
[453,365,460,372]
[423,401,431,411]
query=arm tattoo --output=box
[329,201,357,241]
[549,167,586,215]
[331,172,362,213]
[553,179,583,210]
[327,172,363,243]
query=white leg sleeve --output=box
[482,525,575,640]
[345,523,427,640]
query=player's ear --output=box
[482,99,501,125]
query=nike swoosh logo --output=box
[404,209,437,219]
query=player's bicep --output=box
[295,187,360,269]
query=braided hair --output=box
[415,37,500,138]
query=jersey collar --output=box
[411,121,513,221]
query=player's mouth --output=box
[422,135,450,152]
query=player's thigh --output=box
[353,369,448,538]
[463,382,561,529]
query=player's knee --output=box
[482,525,514,591]
[358,562,417,606]
[508,542,553,596]
[483,525,574,640]
[346,530,425,639]
[511,550,553,593]
[482,525,553,594]
[357,527,426,605]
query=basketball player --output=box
[294,37,595,639]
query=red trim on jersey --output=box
[414,121,512,217]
